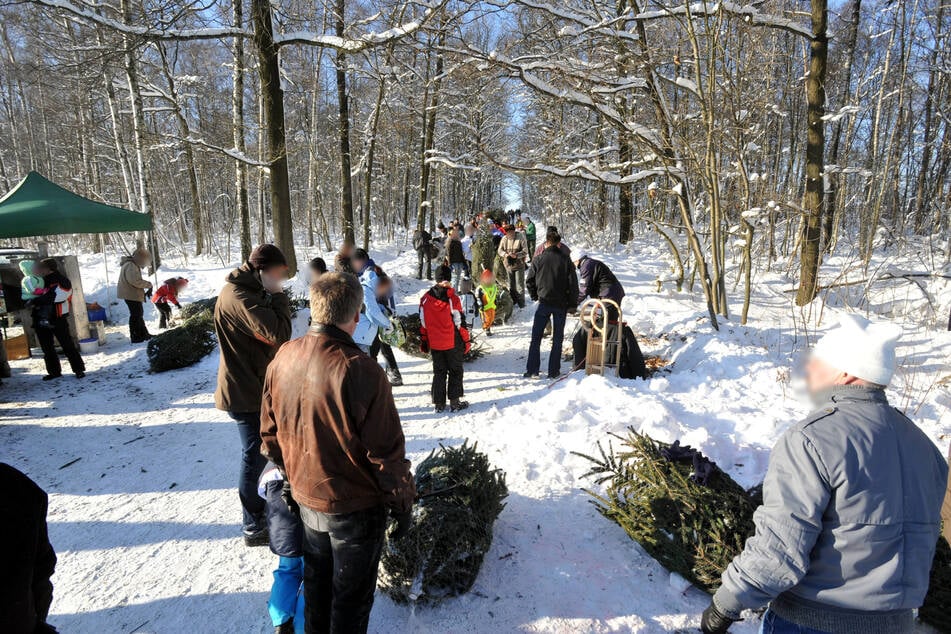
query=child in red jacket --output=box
[152,277,189,329]
[419,267,470,413]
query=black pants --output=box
[416,248,432,280]
[369,335,399,371]
[36,316,85,377]
[431,334,464,406]
[125,299,151,342]
[156,302,173,329]
[229,412,268,532]
[300,505,387,634]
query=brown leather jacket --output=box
[260,325,415,515]
[214,264,292,413]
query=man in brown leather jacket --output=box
[261,272,415,634]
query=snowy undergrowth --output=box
[1,237,947,633]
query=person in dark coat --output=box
[413,228,433,280]
[32,259,85,381]
[571,251,626,367]
[0,463,58,634]
[525,229,579,378]
[214,244,293,547]
[445,229,467,292]
[333,241,356,275]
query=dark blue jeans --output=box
[527,302,567,377]
[299,505,387,634]
[230,412,268,532]
[760,610,830,634]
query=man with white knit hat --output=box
[702,313,948,634]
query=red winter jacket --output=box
[152,282,181,307]
[419,284,463,352]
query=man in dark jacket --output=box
[702,315,948,634]
[214,244,292,546]
[32,259,85,381]
[413,228,433,280]
[571,251,626,367]
[261,272,415,634]
[0,463,57,634]
[525,229,579,378]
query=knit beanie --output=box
[812,314,902,386]
[249,244,287,270]
[436,266,453,283]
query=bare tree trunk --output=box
[416,28,446,231]
[233,0,252,262]
[362,68,387,250]
[251,0,297,273]
[796,0,828,306]
[335,0,356,246]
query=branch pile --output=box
[381,442,507,604]
[576,429,759,592]
[147,300,217,372]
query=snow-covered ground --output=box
[1,239,949,633]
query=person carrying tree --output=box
[497,224,528,309]
[419,266,470,412]
[701,315,948,634]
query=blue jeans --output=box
[230,412,268,532]
[451,262,467,292]
[527,303,567,377]
[760,610,830,634]
[269,556,305,630]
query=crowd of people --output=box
[3,211,947,634]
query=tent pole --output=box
[101,235,111,318]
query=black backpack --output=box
[619,325,648,380]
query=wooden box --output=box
[4,333,30,360]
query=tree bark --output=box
[796,0,828,306]
[233,0,252,262]
[251,0,297,273]
[335,0,356,246]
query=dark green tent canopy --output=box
[0,171,152,239]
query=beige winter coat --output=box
[497,233,528,271]
[117,257,152,302]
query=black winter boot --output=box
[275,620,295,634]
[450,399,469,412]
[388,368,404,387]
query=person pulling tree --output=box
[419,266,470,413]
[152,277,189,329]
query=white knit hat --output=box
[811,314,903,386]
[573,249,589,263]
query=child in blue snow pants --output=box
[260,464,305,632]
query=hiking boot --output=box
[450,399,469,412]
[387,369,404,387]
[243,527,269,547]
[485,329,493,337]
[434,404,446,413]
[76,371,86,379]
[275,620,295,634]
[42,374,62,381]
[547,372,560,379]
[523,372,539,379]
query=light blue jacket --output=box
[352,267,390,347]
[714,386,948,634]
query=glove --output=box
[700,602,736,634]
[420,337,430,354]
[281,480,300,516]
[389,509,412,541]
[144,288,152,300]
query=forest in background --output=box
[0,0,948,327]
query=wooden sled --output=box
[579,298,623,377]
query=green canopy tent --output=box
[0,171,152,237]
[0,172,154,340]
